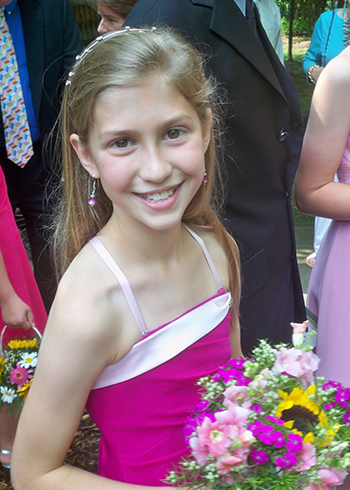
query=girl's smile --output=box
[134,183,182,211]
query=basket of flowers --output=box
[0,325,41,416]
[166,322,350,490]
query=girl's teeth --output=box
[142,188,176,202]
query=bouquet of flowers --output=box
[0,325,41,416]
[167,322,350,490]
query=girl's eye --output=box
[165,128,183,140]
[114,139,130,148]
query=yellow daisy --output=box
[17,379,33,401]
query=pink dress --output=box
[307,132,350,387]
[86,226,232,485]
[0,166,47,344]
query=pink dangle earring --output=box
[202,171,209,185]
[88,175,97,207]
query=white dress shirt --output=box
[234,0,246,15]
[253,0,285,63]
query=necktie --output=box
[245,0,258,38]
[0,8,33,167]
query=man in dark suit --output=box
[126,0,306,354]
[0,0,82,312]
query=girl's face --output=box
[97,3,125,34]
[71,77,211,233]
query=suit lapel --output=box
[209,0,285,99]
[19,0,44,120]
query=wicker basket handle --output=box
[0,324,42,357]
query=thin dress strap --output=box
[182,224,223,292]
[90,226,222,337]
[89,237,148,337]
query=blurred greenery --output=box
[276,0,342,36]
[285,41,314,121]
[284,38,315,226]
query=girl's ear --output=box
[202,109,213,154]
[70,134,100,178]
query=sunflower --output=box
[7,339,38,350]
[0,357,5,375]
[275,385,329,444]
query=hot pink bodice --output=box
[86,227,232,484]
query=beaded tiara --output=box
[66,26,157,85]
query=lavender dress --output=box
[307,132,350,387]
[86,226,232,484]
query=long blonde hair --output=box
[53,27,240,327]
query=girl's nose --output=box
[139,149,172,183]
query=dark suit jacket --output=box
[126,0,305,354]
[0,0,82,142]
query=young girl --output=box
[11,27,242,489]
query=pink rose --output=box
[217,445,251,475]
[297,443,317,471]
[318,468,348,487]
[249,369,270,389]
[272,347,303,377]
[272,347,319,385]
[189,436,208,466]
[291,320,309,334]
[217,454,244,474]
[197,417,231,457]
[223,385,250,409]
[239,429,256,447]
[291,320,308,348]
[298,351,320,386]
[215,406,250,430]
[304,467,348,490]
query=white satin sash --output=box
[92,291,231,390]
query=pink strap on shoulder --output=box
[89,237,148,337]
[183,224,222,291]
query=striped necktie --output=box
[0,8,33,167]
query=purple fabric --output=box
[307,132,350,387]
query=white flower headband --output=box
[66,26,157,86]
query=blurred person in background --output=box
[302,1,349,267]
[0,0,82,312]
[253,0,284,64]
[93,0,137,33]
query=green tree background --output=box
[276,0,345,60]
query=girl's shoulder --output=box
[57,240,114,302]
[321,47,350,92]
[50,241,139,365]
